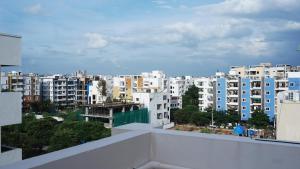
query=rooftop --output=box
[2,123,300,169]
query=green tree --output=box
[182,85,199,108]
[173,109,191,124]
[191,112,210,126]
[48,121,111,152]
[248,110,270,129]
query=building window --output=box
[265,107,270,111]
[266,99,270,103]
[242,83,246,87]
[266,91,270,95]
[242,90,246,94]
[163,95,167,100]
[242,106,246,110]
[157,104,162,110]
[217,98,221,101]
[242,98,246,102]
[157,113,163,119]
[136,98,139,101]
[164,112,169,119]
[217,83,220,86]
[217,90,221,94]
[217,106,220,109]
[266,83,270,87]
[289,82,294,87]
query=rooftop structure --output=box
[0,33,22,166]
[2,123,300,169]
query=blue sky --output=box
[1,0,300,76]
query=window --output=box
[163,95,167,100]
[242,90,246,94]
[265,107,270,111]
[266,99,270,103]
[157,113,163,119]
[157,104,162,110]
[164,103,167,109]
[217,106,220,109]
[164,112,169,119]
[217,83,220,86]
[242,106,246,110]
[242,83,246,87]
[266,91,270,95]
[136,98,139,101]
[217,90,221,94]
[266,83,270,87]
[217,98,221,101]
[242,98,246,102]
[290,82,294,87]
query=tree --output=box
[173,109,191,124]
[191,112,210,126]
[48,121,111,152]
[248,110,270,129]
[182,85,199,109]
[97,79,107,103]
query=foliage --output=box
[1,113,111,159]
[48,121,111,152]
[30,100,56,114]
[182,85,199,108]
[248,110,270,129]
[191,112,210,126]
[97,79,107,97]
[173,109,191,124]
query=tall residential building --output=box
[169,77,185,109]
[0,33,22,166]
[215,63,300,121]
[194,77,214,111]
[40,75,79,108]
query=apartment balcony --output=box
[227,102,238,106]
[227,86,239,90]
[0,92,21,126]
[2,123,300,169]
[0,146,22,167]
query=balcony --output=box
[2,123,300,169]
[0,92,22,126]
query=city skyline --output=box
[1,0,300,76]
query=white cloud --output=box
[196,0,300,15]
[24,4,42,15]
[84,33,108,49]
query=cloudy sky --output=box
[1,0,300,76]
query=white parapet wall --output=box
[0,149,22,167]
[2,123,300,169]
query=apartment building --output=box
[132,91,171,128]
[169,77,185,109]
[87,75,113,104]
[40,75,78,107]
[0,33,22,166]
[112,71,168,101]
[215,63,300,121]
[194,77,214,111]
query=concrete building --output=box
[215,63,300,121]
[40,75,78,107]
[194,77,214,111]
[133,91,171,128]
[82,102,143,128]
[87,76,113,104]
[3,123,300,169]
[169,77,185,109]
[0,33,22,166]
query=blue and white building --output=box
[215,63,300,121]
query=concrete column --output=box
[109,108,113,127]
[130,105,133,111]
[85,107,89,122]
[122,106,125,112]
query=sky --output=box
[1,0,300,76]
